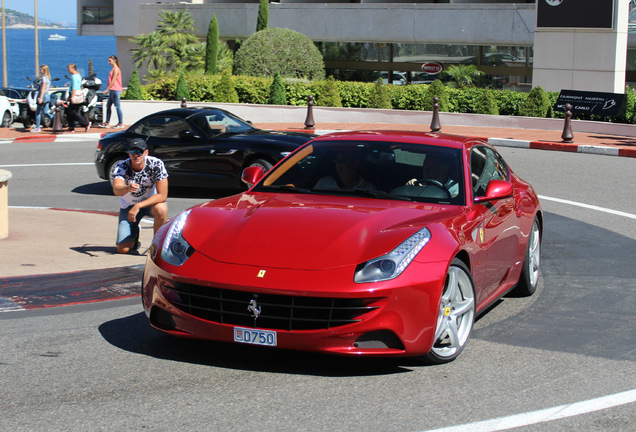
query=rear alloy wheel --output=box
[247,158,273,173]
[242,159,273,189]
[1,110,12,127]
[421,258,475,364]
[514,217,541,296]
[107,156,127,187]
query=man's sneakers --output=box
[85,122,92,132]
[113,124,125,129]
[99,123,110,128]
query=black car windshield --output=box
[255,140,466,205]
[189,109,255,136]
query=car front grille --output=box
[165,282,379,331]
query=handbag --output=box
[71,92,85,104]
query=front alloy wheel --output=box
[421,258,475,364]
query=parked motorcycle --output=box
[25,75,61,128]
[53,73,103,128]
[81,73,103,123]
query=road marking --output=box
[0,163,93,168]
[423,389,636,432]
[539,195,636,220]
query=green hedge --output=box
[140,74,636,125]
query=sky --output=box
[3,0,77,26]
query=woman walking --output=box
[99,55,123,128]
[32,65,54,132]
[66,63,91,132]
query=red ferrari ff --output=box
[142,131,542,364]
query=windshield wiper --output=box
[313,188,414,201]
[259,184,312,194]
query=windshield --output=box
[254,140,465,205]
[189,109,255,135]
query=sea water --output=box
[0,28,116,88]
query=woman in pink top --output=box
[100,55,124,128]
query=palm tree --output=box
[156,10,199,64]
[130,32,169,72]
[179,42,206,71]
[443,64,484,88]
[130,10,201,78]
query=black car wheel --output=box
[42,114,53,128]
[1,110,11,127]
[247,158,274,173]
[107,156,128,187]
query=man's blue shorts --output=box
[117,205,152,245]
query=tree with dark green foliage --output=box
[316,76,342,107]
[367,78,392,109]
[519,86,551,118]
[257,0,269,32]
[234,28,325,80]
[268,72,287,105]
[424,80,449,111]
[175,72,190,101]
[205,15,219,75]
[215,69,239,103]
[475,89,499,115]
[123,69,143,100]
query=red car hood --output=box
[181,193,462,270]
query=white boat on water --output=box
[48,34,67,41]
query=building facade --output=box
[78,0,635,94]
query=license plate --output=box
[233,327,277,347]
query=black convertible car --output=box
[94,107,316,189]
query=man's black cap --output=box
[129,138,147,151]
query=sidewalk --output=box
[3,119,636,157]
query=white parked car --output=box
[374,71,407,85]
[0,90,17,127]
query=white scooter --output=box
[26,75,60,128]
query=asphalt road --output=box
[1,138,635,431]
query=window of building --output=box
[319,42,533,91]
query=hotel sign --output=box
[555,90,625,117]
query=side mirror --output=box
[179,129,199,140]
[474,180,513,203]
[241,166,264,188]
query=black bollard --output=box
[52,101,64,133]
[304,95,315,129]
[181,97,187,108]
[430,96,441,132]
[561,103,574,143]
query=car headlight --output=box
[161,210,193,266]
[354,228,431,283]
